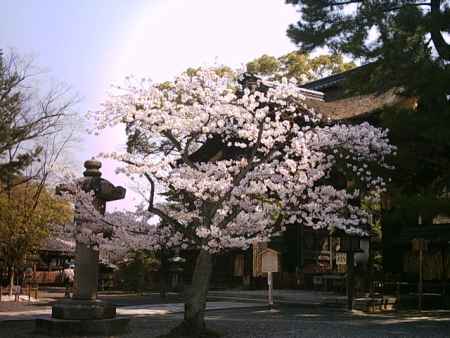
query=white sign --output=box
[433,214,450,224]
[336,253,347,265]
[261,249,279,273]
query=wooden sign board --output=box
[336,253,347,265]
[261,249,279,273]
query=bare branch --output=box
[162,130,198,169]
[430,0,450,60]
[143,172,183,228]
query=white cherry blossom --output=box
[77,68,395,254]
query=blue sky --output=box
[1,0,299,210]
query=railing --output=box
[0,284,39,302]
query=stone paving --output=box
[2,306,450,338]
[1,290,449,337]
[208,289,347,306]
[0,301,266,321]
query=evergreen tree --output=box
[0,50,76,190]
[246,51,355,83]
[286,0,450,202]
[285,1,450,97]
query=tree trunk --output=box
[9,267,14,297]
[368,237,374,298]
[173,250,213,337]
[346,252,354,310]
[159,250,169,300]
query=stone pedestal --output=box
[73,243,99,300]
[36,299,129,336]
[35,160,129,336]
[52,299,116,320]
[35,317,130,337]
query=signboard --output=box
[261,249,279,273]
[336,253,347,265]
[433,214,450,224]
[252,242,268,277]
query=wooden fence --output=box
[0,284,38,302]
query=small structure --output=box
[168,255,186,291]
[261,248,280,306]
[338,235,364,310]
[36,160,129,336]
[34,238,75,284]
[261,248,279,274]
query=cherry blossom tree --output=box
[87,69,394,336]
[52,170,154,262]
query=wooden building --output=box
[197,65,445,293]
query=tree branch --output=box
[430,0,450,60]
[162,130,198,169]
[142,171,183,228]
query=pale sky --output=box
[1,0,300,210]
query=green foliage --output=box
[0,181,72,270]
[246,54,280,76]
[246,51,355,83]
[380,105,450,197]
[285,0,450,200]
[285,1,450,95]
[286,1,450,60]
[286,2,450,276]
[116,250,159,292]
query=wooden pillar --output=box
[267,272,273,307]
[368,236,374,298]
[329,235,333,272]
[300,223,304,269]
[442,245,448,299]
[418,239,423,311]
[346,250,355,310]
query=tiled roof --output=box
[304,88,402,121]
[301,63,373,91]
[301,64,409,120]
[41,238,75,252]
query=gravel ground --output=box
[2,307,450,338]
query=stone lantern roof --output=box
[80,160,126,202]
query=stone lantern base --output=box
[35,300,130,336]
[35,317,130,337]
[52,299,116,320]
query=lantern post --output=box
[338,235,363,310]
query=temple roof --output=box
[301,64,411,121]
[301,64,372,92]
[304,88,402,121]
[41,238,75,253]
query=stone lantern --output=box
[168,255,186,291]
[36,160,129,336]
[338,235,364,310]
